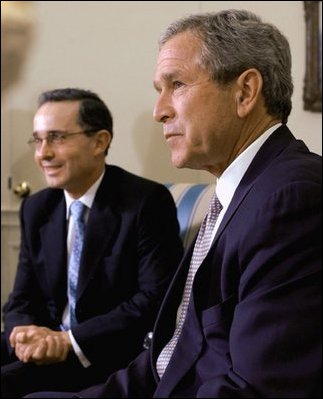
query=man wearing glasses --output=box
[1,88,183,397]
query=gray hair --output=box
[159,10,293,124]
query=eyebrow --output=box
[153,71,181,91]
[32,130,65,136]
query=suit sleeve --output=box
[3,199,58,349]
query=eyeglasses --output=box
[27,130,97,149]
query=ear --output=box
[94,130,112,155]
[235,68,263,118]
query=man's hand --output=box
[9,325,72,365]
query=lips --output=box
[164,132,183,140]
[42,164,61,169]
[42,165,62,174]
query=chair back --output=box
[166,183,216,248]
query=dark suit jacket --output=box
[81,126,322,398]
[3,165,183,376]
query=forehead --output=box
[33,101,80,131]
[154,32,203,80]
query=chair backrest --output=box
[166,183,216,249]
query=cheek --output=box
[34,153,43,168]
[68,149,95,171]
[181,93,218,130]
[185,114,214,147]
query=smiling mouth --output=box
[42,165,62,174]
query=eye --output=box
[173,81,184,89]
[50,132,66,143]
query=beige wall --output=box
[1,0,322,209]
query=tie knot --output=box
[70,201,86,222]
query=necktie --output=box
[68,200,86,327]
[156,191,222,378]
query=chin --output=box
[171,152,188,169]
[172,158,185,169]
[45,178,64,189]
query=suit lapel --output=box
[154,297,203,397]
[76,167,120,300]
[151,245,195,361]
[213,125,294,244]
[77,202,119,299]
[40,197,67,310]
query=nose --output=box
[35,139,54,160]
[153,92,175,123]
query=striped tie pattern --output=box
[68,200,86,327]
[156,191,222,378]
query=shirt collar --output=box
[65,169,105,219]
[216,123,281,210]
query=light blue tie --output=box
[68,200,86,327]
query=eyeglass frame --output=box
[27,129,98,149]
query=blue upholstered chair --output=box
[166,183,216,249]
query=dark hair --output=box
[159,10,293,124]
[38,88,113,154]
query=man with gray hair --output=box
[26,9,321,398]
